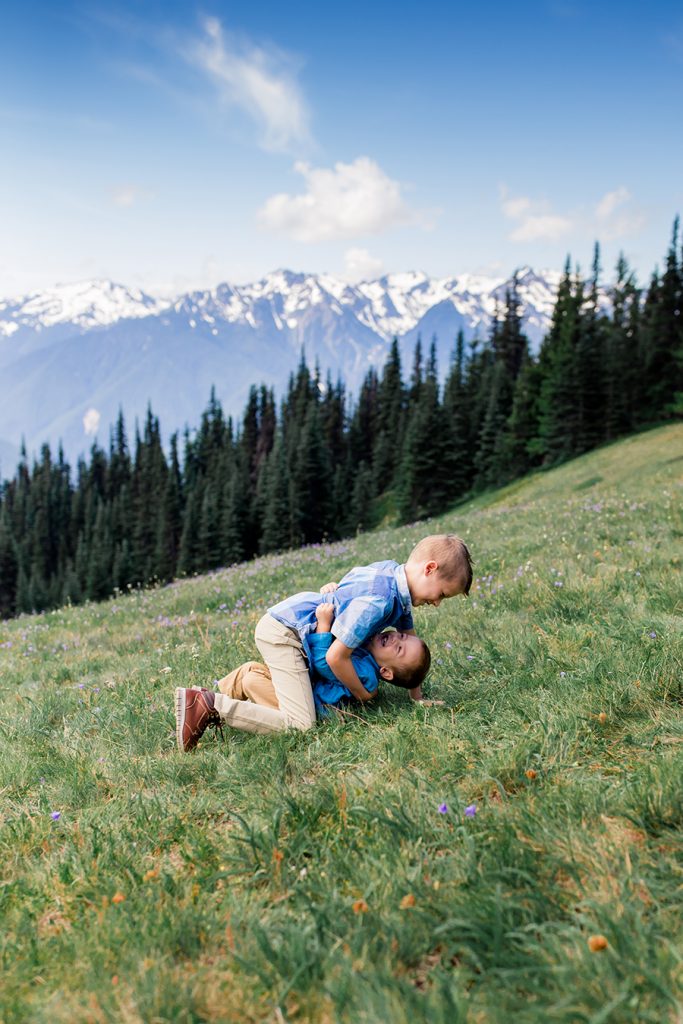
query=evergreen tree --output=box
[222,454,250,565]
[259,433,291,554]
[605,254,640,437]
[373,339,405,490]
[537,259,582,463]
[177,477,203,576]
[397,340,446,520]
[86,498,113,601]
[475,281,530,488]
[442,330,472,502]
[502,353,543,479]
[463,336,495,456]
[640,217,683,418]
[290,401,333,545]
[131,407,168,581]
[0,507,18,618]
[347,369,380,469]
[155,432,183,581]
[474,360,513,489]
[575,243,606,452]
[350,461,375,532]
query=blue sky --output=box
[2,0,682,295]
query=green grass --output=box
[1,423,682,1023]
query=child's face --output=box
[365,630,424,680]
[410,563,464,607]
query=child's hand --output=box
[320,581,339,594]
[314,603,335,632]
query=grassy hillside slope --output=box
[1,424,682,1023]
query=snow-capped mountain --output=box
[0,267,562,470]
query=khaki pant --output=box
[213,614,316,734]
[217,661,279,708]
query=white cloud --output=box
[110,185,152,208]
[500,183,646,247]
[500,185,573,242]
[594,186,646,239]
[595,186,630,221]
[259,157,423,242]
[83,408,101,436]
[343,247,384,282]
[189,17,310,152]
[510,214,574,242]
[501,195,532,220]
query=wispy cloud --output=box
[500,185,573,242]
[594,186,646,239]
[259,157,429,242]
[187,17,310,153]
[500,183,646,246]
[343,247,384,282]
[109,185,153,209]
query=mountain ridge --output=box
[0,266,567,468]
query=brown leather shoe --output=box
[175,688,223,752]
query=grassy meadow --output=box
[1,423,682,1024]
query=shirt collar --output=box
[395,562,411,612]
[356,647,380,673]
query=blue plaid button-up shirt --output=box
[269,560,414,663]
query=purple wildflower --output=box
[50,811,61,821]
[438,803,448,815]
[464,804,477,818]
[467,655,474,661]
[649,631,657,639]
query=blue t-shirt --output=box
[269,560,414,663]
[308,632,380,715]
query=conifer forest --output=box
[1,222,682,620]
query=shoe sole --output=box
[175,687,188,752]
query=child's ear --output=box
[424,559,439,576]
[379,666,394,681]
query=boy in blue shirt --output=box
[175,533,471,751]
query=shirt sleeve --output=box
[331,594,389,650]
[356,656,380,695]
[307,632,339,683]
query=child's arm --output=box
[326,639,374,702]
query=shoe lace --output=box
[205,706,225,742]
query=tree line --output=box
[1,220,681,619]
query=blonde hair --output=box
[408,534,473,595]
